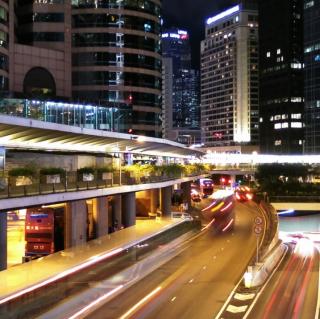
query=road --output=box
[86,201,259,319]
[247,237,319,319]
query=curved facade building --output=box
[71,0,162,137]
[0,0,9,96]
[14,0,72,99]
[15,0,70,51]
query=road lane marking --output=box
[214,275,245,319]
[226,305,248,313]
[171,296,176,302]
[189,278,194,283]
[243,244,289,319]
[234,293,255,301]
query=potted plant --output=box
[97,166,114,180]
[40,167,66,184]
[8,167,36,186]
[77,167,95,182]
[161,164,185,178]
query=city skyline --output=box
[162,0,236,68]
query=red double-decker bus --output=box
[25,207,64,257]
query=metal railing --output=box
[270,195,320,202]
[0,171,205,200]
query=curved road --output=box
[86,201,260,319]
[247,238,319,319]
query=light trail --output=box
[277,209,295,216]
[201,201,217,212]
[201,218,216,231]
[292,255,314,319]
[120,286,162,319]
[68,285,124,319]
[0,247,124,305]
[222,219,234,232]
[211,202,225,213]
[221,202,233,212]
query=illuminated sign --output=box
[162,30,189,40]
[206,5,240,25]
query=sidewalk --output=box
[0,218,184,304]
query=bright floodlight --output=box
[206,5,240,25]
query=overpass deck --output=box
[0,218,186,305]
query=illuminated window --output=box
[304,1,314,9]
[291,122,302,128]
[266,51,271,58]
[274,123,281,129]
[291,113,301,119]
[291,63,302,69]
[291,97,303,102]
[277,49,281,55]
[275,140,282,146]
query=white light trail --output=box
[69,285,124,319]
[0,248,124,305]
[120,286,162,319]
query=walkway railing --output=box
[270,195,320,202]
[0,171,206,200]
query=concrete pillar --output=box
[160,186,172,217]
[93,197,109,238]
[0,213,7,271]
[230,175,236,186]
[112,194,122,229]
[122,192,136,227]
[150,189,159,214]
[182,181,192,212]
[65,200,87,248]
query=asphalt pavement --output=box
[86,201,259,319]
[247,238,319,319]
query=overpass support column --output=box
[230,175,236,186]
[65,200,87,248]
[150,189,159,214]
[0,213,7,270]
[122,192,136,227]
[112,195,122,230]
[181,181,192,212]
[93,197,109,238]
[160,186,172,217]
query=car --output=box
[191,189,201,202]
[235,187,253,202]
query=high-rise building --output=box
[259,0,304,154]
[2,0,162,137]
[162,28,201,145]
[0,1,9,97]
[201,3,259,150]
[304,0,320,153]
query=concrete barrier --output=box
[245,242,286,288]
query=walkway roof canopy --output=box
[0,115,203,158]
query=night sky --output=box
[162,0,236,68]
